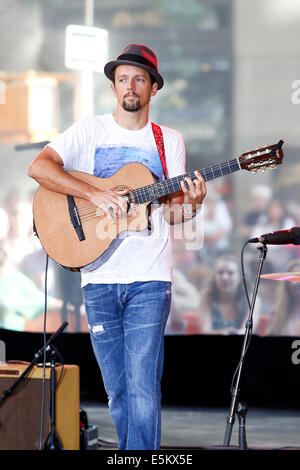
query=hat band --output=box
[117,53,158,72]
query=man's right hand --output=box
[89,188,129,223]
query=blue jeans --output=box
[82,281,172,450]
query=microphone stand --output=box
[0,322,68,434]
[0,357,39,407]
[223,243,268,449]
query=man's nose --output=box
[127,78,135,90]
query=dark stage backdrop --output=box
[1,328,300,409]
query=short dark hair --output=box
[111,67,157,86]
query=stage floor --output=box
[81,402,300,451]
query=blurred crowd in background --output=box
[0,177,299,336]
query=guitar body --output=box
[33,163,156,270]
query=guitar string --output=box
[133,160,240,202]
[75,197,130,215]
[77,211,131,225]
[50,154,271,228]
[75,160,240,214]
[135,160,239,193]
[77,205,125,219]
[49,203,129,228]
[77,207,128,223]
[78,207,138,223]
[48,210,111,230]
[71,160,241,222]
[76,160,239,211]
[77,151,273,211]
[64,156,267,224]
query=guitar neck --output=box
[132,158,241,204]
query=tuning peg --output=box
[251,169,257,174]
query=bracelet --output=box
[181,202,202,218]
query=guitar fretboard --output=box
[132,158,241,204]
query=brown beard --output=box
[122,94,141,112]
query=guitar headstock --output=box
[239,140,284,173]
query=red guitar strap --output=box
[151,122,168,179]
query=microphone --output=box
[35,321,69,358]
[249,227,300,245]
[46,321,69,346]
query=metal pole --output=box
[85,0,94,26]
[80,0,94,118]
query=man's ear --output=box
[151,82,158,97]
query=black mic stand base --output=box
[223,244,267,449]
[237,402,248,450]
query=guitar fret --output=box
[206,168,213,181]
[201,168,207,181]
[134,189,144,204]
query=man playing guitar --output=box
[28,43,207,450]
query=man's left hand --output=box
[180,170,207,206]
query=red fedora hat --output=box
[104,43,164,90]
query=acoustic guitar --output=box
[33,140,284,270]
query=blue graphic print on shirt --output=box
[93,145,164,181]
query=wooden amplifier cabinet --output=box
[0,362,80,450]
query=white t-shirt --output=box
[47,114,185,286]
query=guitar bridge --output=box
[67,195,85,241]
